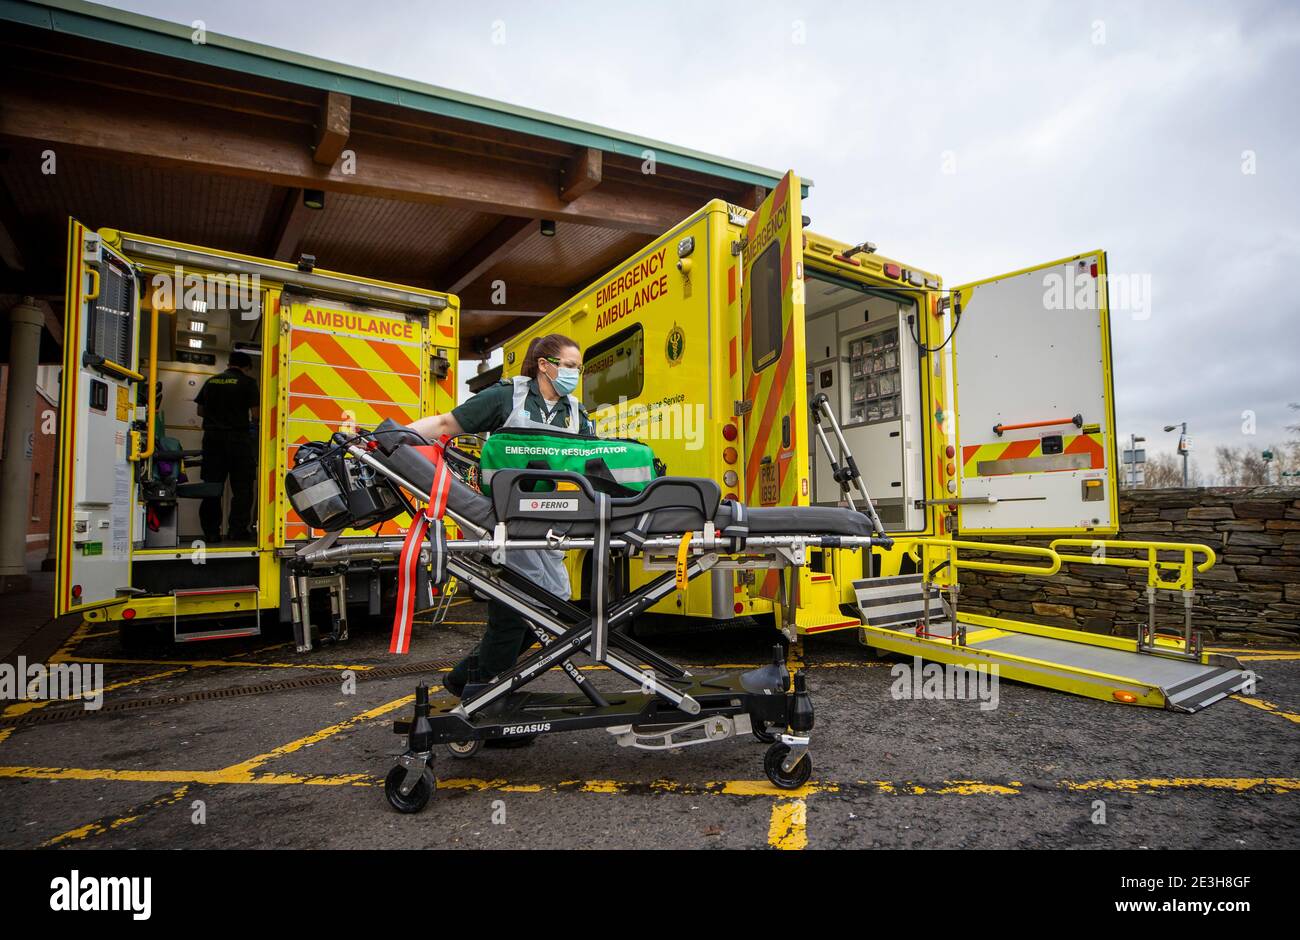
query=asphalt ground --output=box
[0,600,1297,850]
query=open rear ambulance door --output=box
[55,220,141,615]
[739,172,810,596]
[950,251,1119,536]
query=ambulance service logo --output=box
[665,323,685,366]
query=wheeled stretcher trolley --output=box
[286,420,890,813]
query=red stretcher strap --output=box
[390,436,453,654]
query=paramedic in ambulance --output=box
[195,350,259,544]
[409,333,593,701]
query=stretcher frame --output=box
[291,442,874,812]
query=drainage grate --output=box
[0,658,456,729]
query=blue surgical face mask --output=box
[552,366,580,396]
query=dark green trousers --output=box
[445,599,533,696]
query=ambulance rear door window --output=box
[582,324,644,411]
[750,242,782,372]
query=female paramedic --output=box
[408,333,593,700]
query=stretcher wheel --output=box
[763,743,812,790]
[384,764,435,813]
[445,739,482,759]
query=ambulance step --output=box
[852,575,947,630]
[794,611,863,635]
[172,584,262,642]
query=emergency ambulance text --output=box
[594,248,669,331]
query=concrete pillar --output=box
[0,297,44,593]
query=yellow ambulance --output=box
[55,220,458,647]
[502,172,1248,710]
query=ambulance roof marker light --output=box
[883,263,901,279]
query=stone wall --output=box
[956,486,1300,643]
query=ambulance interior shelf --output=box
[804,271,924,531]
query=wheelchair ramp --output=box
[854,577,1252,712]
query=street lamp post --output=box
[1164,422,1189,487]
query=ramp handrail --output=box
[1048,538,1215,592]
[894,537,1062,582]
[1050,538,1217,660]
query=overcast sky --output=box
[107,0,1300,473]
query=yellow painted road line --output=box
[0,768,1296,797]
[1237,653,1300,662]
[1234,696,1300,725]
[1,668,190,718]
[1062,777,1300,793]
[48,620,94,662]
[438,620,487,626]
[0,728,12,746]
[0,765,377,786]
[220,694,415,778]
[41,785,191,847]
[52,655,372,671]
[768,799,807,849]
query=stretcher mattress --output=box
[379,438,875,539]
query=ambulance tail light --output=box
[723,470,739,488]
[123,608,136,620]
[722,423,738,442]
[722,447,738,465]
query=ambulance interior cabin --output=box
[143,292,264,550]
[802,271,926,532]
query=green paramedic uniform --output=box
[444,376,593,697]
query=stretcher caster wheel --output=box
[763,743,812,790]
[445,739,481,759]
[384,764,435,813]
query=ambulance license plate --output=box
[760,462,779,506]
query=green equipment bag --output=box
[479,426,663,496]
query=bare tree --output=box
[1144,452,1183,487]
[1216,445,1242,485]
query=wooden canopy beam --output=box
[559,147,602,203]
[0,84,698,235]
[313,92,351,167]
[262,187,315,262]
[437,216,535,295]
